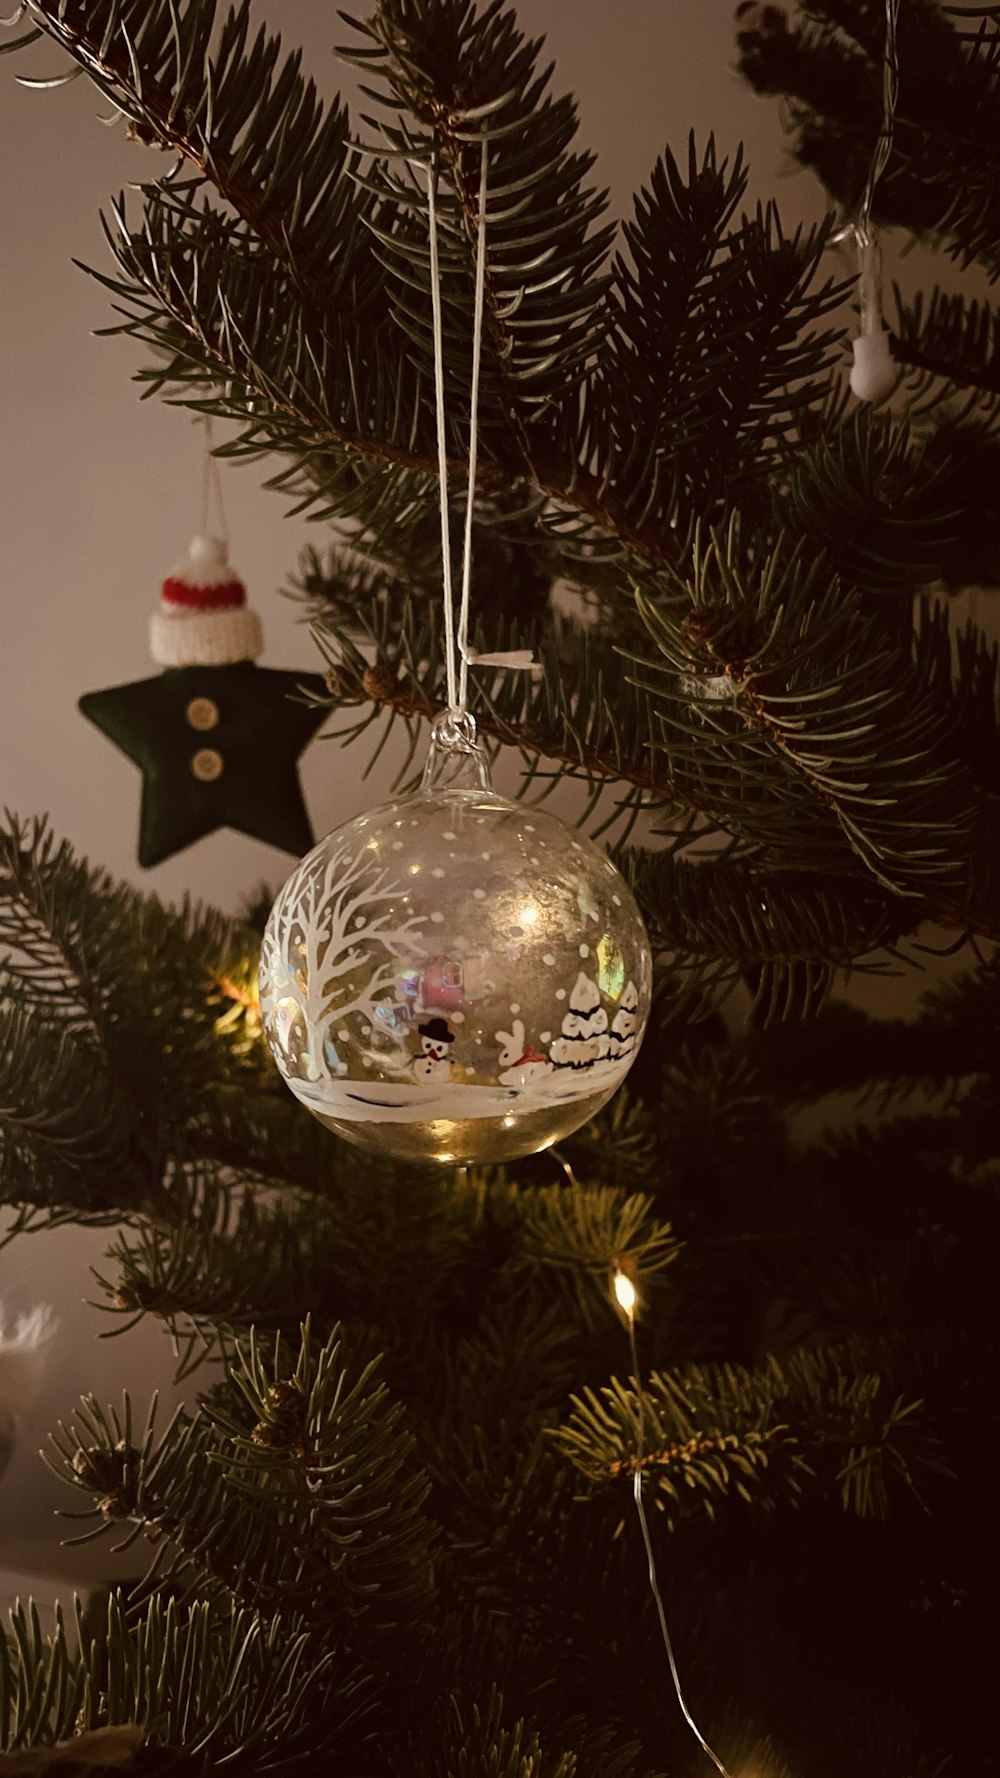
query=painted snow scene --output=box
[259,787,652,1163]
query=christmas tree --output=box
[2,1,999,1772]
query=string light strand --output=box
[848,0,901,401]
[614,1270,734,1778]
[857,0,900,250]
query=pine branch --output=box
[892,286,1000,396]
[48,1323,435,1638]
[736,0,1000,280]
[0,1592,371,1770]
[24,0,363,294]
[553,1347,939,1521]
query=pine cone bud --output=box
[361,663,397,702]
[682,603,733,652]
[250,1378,309,1458]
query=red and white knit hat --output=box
[149,535,264,668]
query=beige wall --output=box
[0,0,828,1600]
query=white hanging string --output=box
[196,414,229,549]
[426,135,537,725]
[615,1272,735,1778]
[426,155,460,714]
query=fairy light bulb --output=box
[850,231,897,403]
[613,1270,638,1319]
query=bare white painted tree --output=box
[260,841,427,1080]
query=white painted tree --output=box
[549,973,609,1070]
[260,840,426,1081]
[609,981,639,1061]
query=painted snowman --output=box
[412,1016,456,1083]
[496,1020,553,1089]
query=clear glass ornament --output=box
[259,712,652,1164]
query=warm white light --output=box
[502,1115,517,1128]
[613,1270,637,1317]
[518,904,540,926]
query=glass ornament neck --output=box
[420,709,492,792]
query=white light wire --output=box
[857,0,900,249]
[426,135,536,726]
[855,0,900,335]
[623,1299,734,1778]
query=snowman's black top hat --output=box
[419,1017,455,1044]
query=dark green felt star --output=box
[79,663,330,868]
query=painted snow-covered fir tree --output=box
[609,980,639,1060]
[2,2,999,1774]
[550,972,610,1071]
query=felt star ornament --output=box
[79,536,329,868]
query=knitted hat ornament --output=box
[150,534,264,668]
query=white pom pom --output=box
[187,534,228,571]
[850,329,898,403]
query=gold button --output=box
[186,697,220,731]
[191,747,224,782]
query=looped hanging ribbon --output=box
[426,134,539,721]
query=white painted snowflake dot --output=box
[579,945,590,959]
[443,830,456,841]
[525,824,535,832]
[353,916,365,928]
[542,952,555,966]
[465,1065,476,1076]
[432,868,445,879]
[571,841,582,852]
[530,855,540,865]
[612,894,622,906]
[481,851,491,860]
[362,1025,372,1037]
[392,840,403,850]
[473,888,486,900]
[510,1003,520,1015]
[431,912,445,924]
[337,1028,349,1042]
[363,1056,373,1068]
[540,1030,552,1043]
[556,988,567,1000]
[452,1011,466,1025]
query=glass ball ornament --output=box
[259,712,652,1164]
